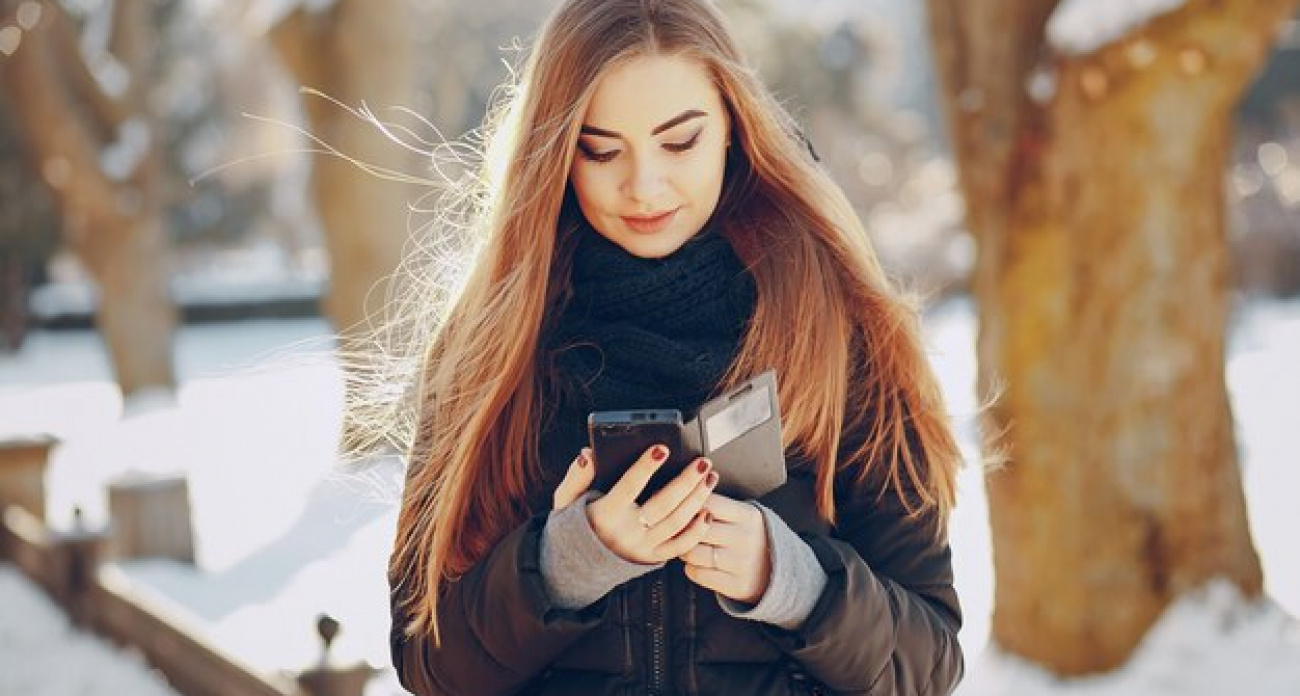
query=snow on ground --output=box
[1047,0,1192,56]
[1,300,1298,695]
[963,581,1300,695]
[0,563,180,696]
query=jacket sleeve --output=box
[761,475,964,696]
[389,512,612,696]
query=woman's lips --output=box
[621,208,679,234]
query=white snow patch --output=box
[121,387,178,418]
[1048,0,1192,56]
[958,581,1300,696]
[0,564,181,696]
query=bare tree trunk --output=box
[928,0,1294,674]
[270,0,416,340]
[0,0,176,394]
[77,213,176,393]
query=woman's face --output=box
[569,52,732,259]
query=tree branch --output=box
[0,3,122,232]
[46,1,129,140]
[107,0,149,105]
[926,0,1060,228]
[269,6,327,90]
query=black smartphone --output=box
[587,370,788,501]
[587,409,692,500]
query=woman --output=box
[382,0,964,694]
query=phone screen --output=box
[588,410,689,500]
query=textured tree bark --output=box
[0,0,176,394]
[928,0,1293,675]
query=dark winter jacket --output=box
[388,221,964,695]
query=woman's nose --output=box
[624,157,668,204]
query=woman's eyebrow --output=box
[580,109,707,138]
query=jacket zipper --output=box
[648,574,667,695]
[619,586,633,677]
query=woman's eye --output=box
[665,132,701,153]
[578,146,619,163]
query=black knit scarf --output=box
[535,219,758,492]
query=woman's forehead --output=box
[581,53,725,135]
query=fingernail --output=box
[577,453,588,468]
[706,471,718,487]
[651,445,667,462]
[696,458,710,473]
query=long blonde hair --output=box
[377,0,962,644]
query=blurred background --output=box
[1,0,1298,695]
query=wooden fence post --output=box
[0,434,56,520]
[49,506,110,627]
[107,472,196,563]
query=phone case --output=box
[587,369,786,500]
[683,369,786,499]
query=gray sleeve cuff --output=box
[539,490,664,609]
[717,501,827,631]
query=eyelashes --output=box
[663,132,702,154]
[577,131,703,163]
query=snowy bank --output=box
[1048,0,1191,56]
[0,563,180,696]
[960,581,1300,696]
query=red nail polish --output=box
[651,445,667,462]
[706,471,718,487]
[577,453,588,468]
[696,458,710,473]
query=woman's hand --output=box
[555,445,717,565]
[679,493,772,605]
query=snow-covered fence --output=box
[0,502,373,696]
[0,505,107,627]
[91,564,296,696]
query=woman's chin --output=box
[613,233,695,259]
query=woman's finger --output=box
[647,470,718,545]
[639,458,712,528]
[678,543,712,569]
[679,542,735,573]
[605,444,671,506]
[702,492,760,524]
[699,517,747,549]
[683,562,731,591]
[552,448,594,509]
[655,509,712,559]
